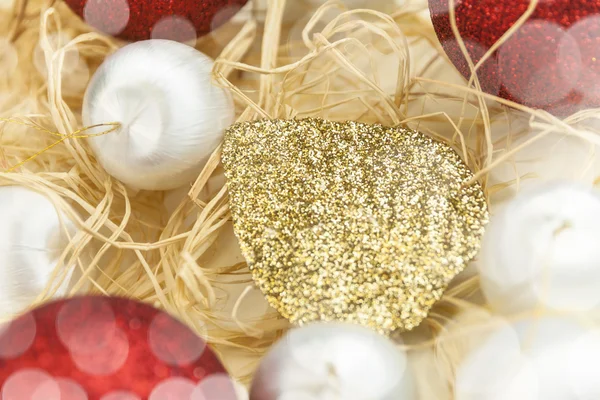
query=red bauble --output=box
[429,0,600,115]
[63,0,248,42]
[0,296,237,400]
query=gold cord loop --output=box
[1,118,121,172]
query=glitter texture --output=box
[429,0,600,115]
[222,118,488,334]
[64,0,248,42]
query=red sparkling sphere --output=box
[63,0,249,42]
[0,296,237,400]
[429,0,600,115]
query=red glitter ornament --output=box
[429,0,600,115]
[63,0,248,42]
[0,296,238,400]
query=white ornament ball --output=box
[478,181,600,315]
[83,39,235,191]
[0,186,76,317]
[250,322,415,400]
[455,316,600,400]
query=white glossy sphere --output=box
[455,316,600,400]
[478,182,600,315]
[83,39,235,191]
[250,322,414,400]
[0,186,75,317]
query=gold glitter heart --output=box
[222,118,488,335]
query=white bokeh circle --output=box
[64,57,91,94]
[210,4,243,31]
[0,311,36,359]
[151,16,197,46]
[55,377,88,400]
[0,38,18,77]
[191,374,241,400]
[33,33,80,78]
[32,31,90,93]
[148,313,206,367]
[70,327,129,376]
[1,369,60,400]
[563,15,600,71]
[100,391,142,400]
[149,377,196,400]
[56,297,117,355]
[209,4,250,47]
[560,15,600,100]
[498,21,579,107]
[83,0,130,35]
[429,0,461,16]
[558,28,583,86]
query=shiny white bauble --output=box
[455,316,600,400]
[83,39,235,191]
[250,322,415,400]
[0,186,76,317]
[478,182,600,315]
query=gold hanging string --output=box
[0,118,121,172]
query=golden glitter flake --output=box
[222,118,488,335]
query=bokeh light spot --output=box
[148,377,196,400]
[33,33,80,78]
[100,391,142,400]
[151,16,197,46]
[56,296,117,355]
[499,21,579,107]
[70,327,129,376]
[56,377,88,400]
[83,0,130,35]
[428,0,461,15]
[0,38,18,77]
[148,312,206,366]
[1,369,60,400]
[0,311,36,359]
[191,373,240,400]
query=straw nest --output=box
[1,0,599,397]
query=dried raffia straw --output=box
[1,117,121,171]
[2,0,600,396]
